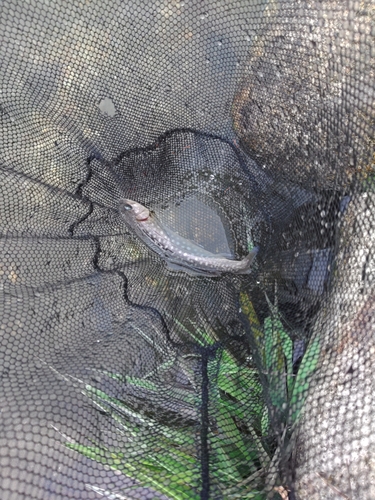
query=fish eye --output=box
[123,203,133,211]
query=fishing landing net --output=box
[0,0,374,498]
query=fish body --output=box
[119,199,258,277]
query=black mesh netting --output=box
[0,0,374,498]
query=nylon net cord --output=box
[0,1,374,499]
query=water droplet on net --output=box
[98,97,116,117]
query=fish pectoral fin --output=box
[212,252,235,260]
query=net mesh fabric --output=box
[0,0,374,499]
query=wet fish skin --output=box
[119,199,258,277]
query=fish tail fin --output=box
[237,246,259,274]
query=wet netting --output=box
[0,0,374,498]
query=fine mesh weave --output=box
[0,1,374,499]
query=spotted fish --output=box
[119,199,258,277]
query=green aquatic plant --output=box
[64,293,318,499]
[66,349,268,498]
[64,330,269,499]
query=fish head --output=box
[119,199,150,222]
